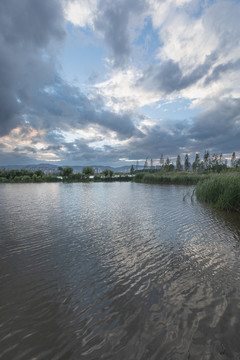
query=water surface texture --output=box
[0,183,240,359]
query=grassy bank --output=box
[196,174,240,212]
[134,171,208,185]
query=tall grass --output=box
[134,171,207,185]
[196,174,240,212]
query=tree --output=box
[22,175,31,182]
[165,157,170,168]
[211,153,219,172]
[164,157,174,171]
[72,172,83,181]
[203,151,210,170]
[136,160,139,171]
[150,159,154,172]
[83,166,95,176]
[62,166,73,177]
[160,154,164,169]
[144,157,148,170]
[184,154,190,171]
[192,153,200,172]
[176,154,182,171]
[130,165,134,174]
[102,169,114,177]
[219,153,223,165]
[108,169,114,177]
[34,169,44,177]
[199,161,204,171]
[32,174,43,182]
[231,152,236,168]
[102,169,109,177]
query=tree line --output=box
[0,168,62,183]
[0,166,127,183]
[137,151,240,173]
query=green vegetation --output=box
[82,166,95,176]
[58,166,73,177]
[196,174,240,212]
[0,166,132,183]
[0,169,61,183]
[133,150,240,212]
[102,169,114,178]
[184,154,190,171]
[134,171,207,185]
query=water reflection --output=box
[0,183,240,359]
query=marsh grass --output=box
[196,174,240,212]
[134,171,207,185]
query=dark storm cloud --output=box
[117,98,240,162]
[96,111,143,139]
[0,150,38,165]
[30,94,239,165]
[62,139,131,165]
[95,0,146,68]
[124,121,190,160]
[138,54,216,94]
[63,140,103,162]
[124,98,240,162]
[0,0,65,46]
[14,146,37,154]
[25,78,143,140]
[0,0,142,145]
[0,0,65,136]
[44,145,63,152]
[189,98,240,151]
[204,59,240,86]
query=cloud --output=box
[0,150,39,165]
[137,54,216,94]
[190,98,240,152]
[14,146,37,154]
[119,97,240,161]
[95,0,147,68]
[0,0,240,166]
[64,0,99,28]
[65,0,148,68]
[23,77,143,140]
[0,0,65,136]
[93,0,240,112]
[123,119,191,161]
[204,59,240,86]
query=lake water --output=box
[0,182,240,359]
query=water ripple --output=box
[0,183,240,359]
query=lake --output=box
[0,182,240,359]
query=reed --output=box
[134,171,207,185]
[196,174,240,212]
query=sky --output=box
[0,0,240,167]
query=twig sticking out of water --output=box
[191,188,196,202]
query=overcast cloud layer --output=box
[0,0,239,166]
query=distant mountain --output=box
[0,163,143,173]
[0,163,60,174]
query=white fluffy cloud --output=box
[65,0,240,113]
[64,0,99,28]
